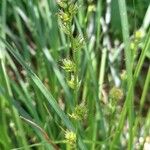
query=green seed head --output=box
[135,29,145,40]
[57,0,68,9]
[65,130,76,145]
[69,103,88,120]
[130,42,136,50]
[58,11,70,22]
[57,1,78,25]
[68,3,78,15]
[62,59,76,72]
[120,70,127,81]
[72,35,84,52]
[109,87,123,102]
[67,75,80,89]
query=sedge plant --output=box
[0,0,150,150]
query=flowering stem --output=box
[66,144,71,150]
[69,25,78,105]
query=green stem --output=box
[132,67,150,143]
[92,48,107,150]
[69,23,78,105]
[68,20,79,149]
[115,0,134,149]
[139,67,150,111]
[73,50,78,105]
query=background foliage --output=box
[0,0,150,149]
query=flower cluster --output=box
[120,70,127,81]
[62,59,76,72]
[69,103,88,120]
[130,29,145,59]
[65,130,77,146]
[72,34,84,52]
[57,0,78,35]
[109,87,123,102]
[57,0,84,90]
[67,75,80,90]
[109,87,123,112]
